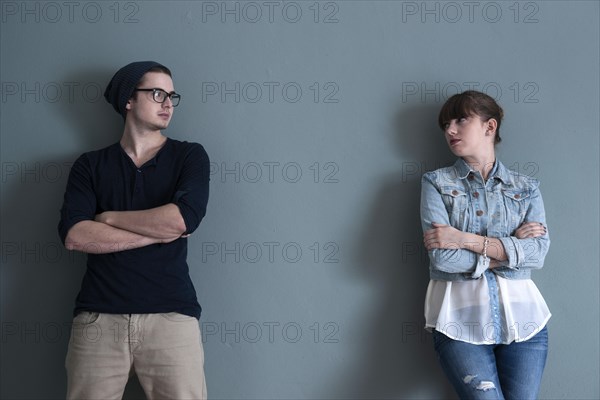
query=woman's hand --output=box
[423,223,466,251]
[514,222,546,239]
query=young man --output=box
[58,61,209,399]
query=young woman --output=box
[420,90,551,399]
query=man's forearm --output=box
[96,203,187,239]
[65,220,171,254]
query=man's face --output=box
[125,72,175,131]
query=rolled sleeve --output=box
[172,144,210,234]
[499,236,523,269]
[57,155,97,244]
[498,235,550,270]
[498,186,550,270]
[470,255,489,279]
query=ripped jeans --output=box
[433,327,548,400]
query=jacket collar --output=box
[453,158,510,184]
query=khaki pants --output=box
[66,312,207,400]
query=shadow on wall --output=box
[325,102,457,399]
[0,66,140,399]
[1,152,86,398]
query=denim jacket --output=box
[420,158,550,281]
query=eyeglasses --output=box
[133,88,181,107]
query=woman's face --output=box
[442,115,493,158]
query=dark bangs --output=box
[437,92,479,130]
[437,90,504,143]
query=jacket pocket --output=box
[501,189,532,233]
[440,186,469,230]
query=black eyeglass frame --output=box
[133,88,181,106]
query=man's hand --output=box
[95,212,109,224]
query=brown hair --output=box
[438,90,504,144]
[136,66,172,86]
[146,65,172,77]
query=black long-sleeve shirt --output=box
[58,138,209,318]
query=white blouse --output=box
[424,270,551,345]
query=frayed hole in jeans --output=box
[463,375,496,392]
[476,381,496,391]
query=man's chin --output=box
[152,121,170,131]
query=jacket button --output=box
[514,194,521,199]
[452,190,459,196]
[476,210,484,216]
[473,192,479,198]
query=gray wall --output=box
[1,1,598,399]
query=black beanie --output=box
[104,61,166,119]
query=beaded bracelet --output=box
[482,236,490,265]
